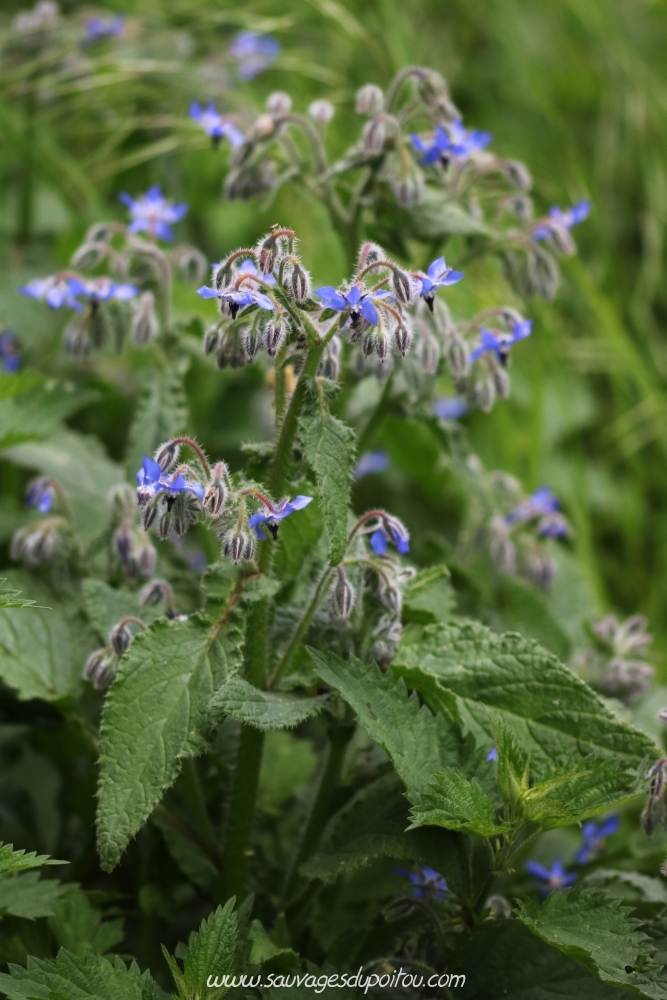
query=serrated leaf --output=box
[0,843,66,877]
[0,580,35,610]
[520,756,641,827]
[586,869,667,905]
[300,408,355,565]
[49,887,124,957]
[247,920,297,969]
[97,616,244,872]
[517,888,667,998]
[402,564,455,625]
[165,901,237,1000]
[308,648,467,798]
[208,676,328,731]
[0,949,152,1000]
[82,579,161,643]
[393,622,656,780]
[0,379,97,451]
[0,872,68,919]
[125,361,189,482]
[5,430,125,546]
[408,767,509,836]
[0,573,94,701]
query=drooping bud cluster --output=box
[83,616,146,691]
[574,614,654,706]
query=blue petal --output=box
[599,814,620,837]
[248,512,268,528]
[360,298,378,325]
[525,861,552,881]
[252,292,276,311]
[155,221,174,242]
[442,269,464,285]
[420,147,441,166]
[315,287,347,311]
[396,536,410,555]
[369,528,387,555]
[410,134,427,153]
[190,101,202,120]
[427,256,446,280]
[197,286,220,299]
[345,285,362,306]
[143,456,163,482]
[289,495,313,510]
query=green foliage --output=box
[96,616,244,871]
[0,951,154,1000]
[0,378,96,452]
[0,844,64,878]
[208,676,328,731]
[0,873,68,920]
[300,406,356,565]
[125,362,189,481]
[408,767,508,837]
[0,580,35,611]
[401,564,455,625]
[163,901,237,1000]
[48,888,124,957]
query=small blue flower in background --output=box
[486,746,498,762]
[315,284,385,327]
[395,867,448,901]
[533,200,591,241]
[190,101,245,148]
[354,450,390,480]
[525,859,577,895]
[411,120,492,166]
[0,331,20,373]
[197,284,275,318]
[228,31,280,81]
[576,815,619,865]
[237,258,276,286]
[433,397,468,421]
[83,15,124,44]
[248,495,313,540]
[136,456,204,506]
[120,186,188,242]
[417,256,464,311]
[507,487,558,525]
[67,276,138,304]
[370,520,410,556]
[470,320,532,364]
[448,118,493,157]
[20,277,84,311]
[27,479,54,514]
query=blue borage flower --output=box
[507,487,571,538]
[433,397,468,421]
[83,15,124,44]
[395,867,448,901]
[353,450,390,480]
[197,284,275,318]
[119,186,188,242]
[315,284,389,327]
[525,859,576,895]
[190,101,245,148]
[533,200,591,241]
[411,120,492,166]
[369,519,410,556]
[20,276,84,311]
[416,256,464,311]
[576,815,619,865]
[228,31,280,81]
[136,456,205,506]
[0,331,20,373]
[26,478,54,514]
[486,746,498,762]
[248,495,313,540]
[237,258,276,286]
[470,320,533,364]
[66,276,138,304]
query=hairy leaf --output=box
[408,767,509,836]
[402,564,456,625]
[0,872,68,919]
[0,843,65,878]
[0,949,153,1000]
[586,869,667,905]
[165,901,237,1000]
[49,887,124,957]
[300,409,356,565]
[153,814,219,893]
[125,361,189,482]
[82,579,161,643]
[517,888,667,998]
[97,615,243,871]
[208,676,328,731]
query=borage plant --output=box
[1,64,667,1000]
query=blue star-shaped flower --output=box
[20,277,84,311]
[433,397,468,421]
[411,120,492,166]
[197,284,275,319]
[470,320,532,364]
[507,487,559,525]
[525,859,576,896]
[136,456,204,506]
[369,521,410,556]
[66,276,138,304]
[83,14,124,44]
[448,118,493,157]
[353,450,390,480]
[248,495,313,540]
[533,200,591,240]
[418,257,464,310]
[190,101,245,148]
[237,258,276,286]
[0,331,20,373]
[486,746,498,762]
[395,867,448,901]
[576,815,619,865]
[411,125,451,166]
[315,284,385,327]
[119,186,188,242]
[228,31,280,81]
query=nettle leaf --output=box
[0,573,94,701]
[49,886,124,957]
[5,429,125,546]
[125,360,189,482]
[408,767,509,837]
[402,564,455,625]
[0,377,97,451]
[517,888,667,998]
[97,615,244,872]
[0,843,65,877]
[586,869,667,905]
[0,872,68,919]
[394,621,656,779]
[520,756,641,827]
[0,580,35,610]
[208,676,328,731]
[0,950,153,1000]
[300,406,356,566]
[308,648,467,799]
[164,901,237,1000]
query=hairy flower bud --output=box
[252,113,276,140]
[355,84,384,116]
[110,621,132,656]
[502,159,532,191]
[154,440,181,474]
[394,323,412,357]
[362,118,386,156]
[243,325,264,362]
[266,91,292,115]
[289,263,311,303]
[445,335,469,378]
[222,529,255,564]
[474,375,496,413]
[391,268,413,306]
[308,99,334,126]
[492,364,511,400]
[204,462,230,518]
[11,522,62,567]
[71,241,107,271]
[204,324,222,356]
[159,510,172,541]
[375,331,389,362]
[418,334,440,375]
[331,569,355,618]
[265,316,289,357]
[142,500,158,531]
[63,320,91,356]
[255,235,280,275]
[140,578,174,611]
[83,648,116,690]
[380,583,402,616]
[131,291,159,346]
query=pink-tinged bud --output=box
[308,99,334,126]
[204,462,230,518]
[355,84,384,116]
[331,569,355,618]
[154,440,181,473]
[392,268,413,305]
[267,91,292,115]
[289,263,311,303]
[256,235,280,275]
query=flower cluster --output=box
[395,867,448,901]
[575,613,653,705]
[525,814,618,894]
[10,476,72,568]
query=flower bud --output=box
[362,118,386,156]
[331,569,355,618]
[265,316,289,357]
[243,325,264,362]
[380,584,402,616]
[474,375,496,413]
[140,578,173,610]
[267,91,292,115]
[255,235,280,275]
[321,349,339,382]
[418,334,440,375]
[445,335,469,378]
[83,648,117,690]
[110,621,132,656]
[391,167,424,208]
[142,501,158,531]
[204,462,230,518]
[131,291,159,346]
[204,324,221,356]
[362,333,376,358]
[391,268,413,306]
[11,522,61,567]
[63,320,91,356]
[252,113,276,140]
[71,242,107,271]
[114,520,135,566]
[159,510,172,541]
[394,323,412,357]
[375,332,389,362]
[308,99,334,126]
[492,365,511,401]
[502,159,532,191]
[154,440,181,474]
[222,529,255,564]
[355,84,384,116]
[289,263,311,303]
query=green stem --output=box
[181,758,218,858]
[270,567,336,687]
[221,725,265,902]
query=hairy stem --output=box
[270,567,335,687]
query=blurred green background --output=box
[2,0,667,658]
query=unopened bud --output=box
[131,291,159,346]
[110,622,132,656]
[143,501,158,531]
[204,462,230,518]
[362,333,376,358]
[355,84,384,116]
[83,648,117,690]
[204,324,221,356]
[331,569,355,618]
[159,510,172,541]
[140,578,173,610]
[243,325,264,362]
[267,91,292,115]
[265,316,288,357]
[71,242,106,271]
[289,263,311,303]
[502,159,532,191]
[391,167,424,208]
[394,323,412,357]
[222,529,255,564]
[308,99,334,126]
[375,332,389,362]
[445,335,469,378]
[256,235,280,275]
[418,334,440,375]
[380,584,402,616]
[63,320,91,356]
[252,113,276,140]
[492,364,510,400]
[362,118,386,156]
[474,375,496,413]
[391,268,413,305]
[154,440,181,474]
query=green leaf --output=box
[406,189,489,238]
[517,888,667,998]
[408,767,509,837]
[164,901,237,1000]
[125,361,189,482]
[0,843,66,878]
[0,872,68,919]
[494,576,572,661]
[402,564,456,625]
[0,573,94,701]
[300,408,356,565]
[0,580,35,610]
[0,949,153,1000]
[308,648,466,798]
[247,920,297,970]
[5,430,125,546]
[393,621,657,780]
[49,887,124,957]
[0,379,97,451]
[208,676,328,731]
[96,616,244,872]
[520,756,642,827]
[82,579,161,643]
[586,869,667,905]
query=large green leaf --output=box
[96,615,244,871]
[208,676,328,731]
[393,621,656,779]
[164,901,237,1000]
[0,377,96,451]
[300,409,356,565]
[517,888,667,998]
[0,843,65,878]
[402,564,456,625]
[408,767,509,837]
[125,361,189,481]
[49,887,124,957]
[0,949,153,1000]
[82,579,161,642]
[0,872,68,919]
